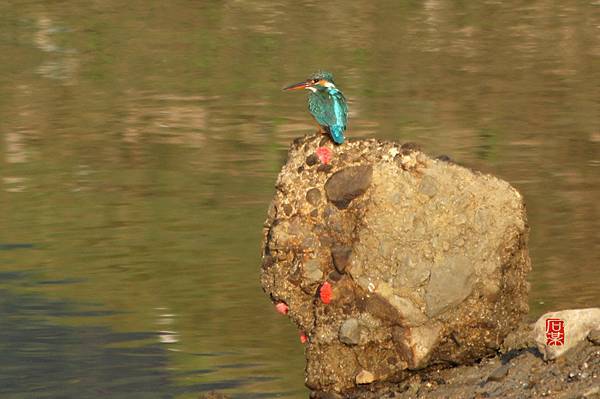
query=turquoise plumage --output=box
[308,82,347,144]
[283,71,348,145]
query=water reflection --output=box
[0,272,289,398]
[0,0,598,398]
[34,15,79,82]
[0,272,175,398]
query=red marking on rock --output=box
[300,332,308,344]
[319,281,333,304]
[316,147,333,165]
[275,302,289,315]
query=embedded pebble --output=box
[324,165,373,209]
[303,259,323,282]
[588,328,600,345]
[331,245,352,273]
[355,370,375,384]
[306,154,319,166]
[339,318,361,345]
[306,188,322,206]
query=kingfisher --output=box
[283,71,348,144]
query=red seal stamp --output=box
[545,318,565,346]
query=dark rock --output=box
[306,188,322,206]
[324,165,373,209]
[328,270,343,282]
[331,245,352,273]
[588,328,600,345]
[365,294,401,324]
[436,154,453,162]
[401,142,421,154]
[450,331,462,347]
[317,164,333,173]
[306,154,319,166]
[262,255,274,269]
[293,137,303,147]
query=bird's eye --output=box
[312,79,319,84]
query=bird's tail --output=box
[329,126,345,144]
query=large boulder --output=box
[260,134,531,394]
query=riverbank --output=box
[331,324,599,399]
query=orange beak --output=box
[283,80,310,91]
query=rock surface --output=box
[260,134,531,393]
[533,308,600,360]
[589,328,600,345]
[200,324,600,399]
[328,334,600,399]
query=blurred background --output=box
[0,1,598,398]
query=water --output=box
[0,1,598,397]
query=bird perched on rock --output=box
[283,71,348,144]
